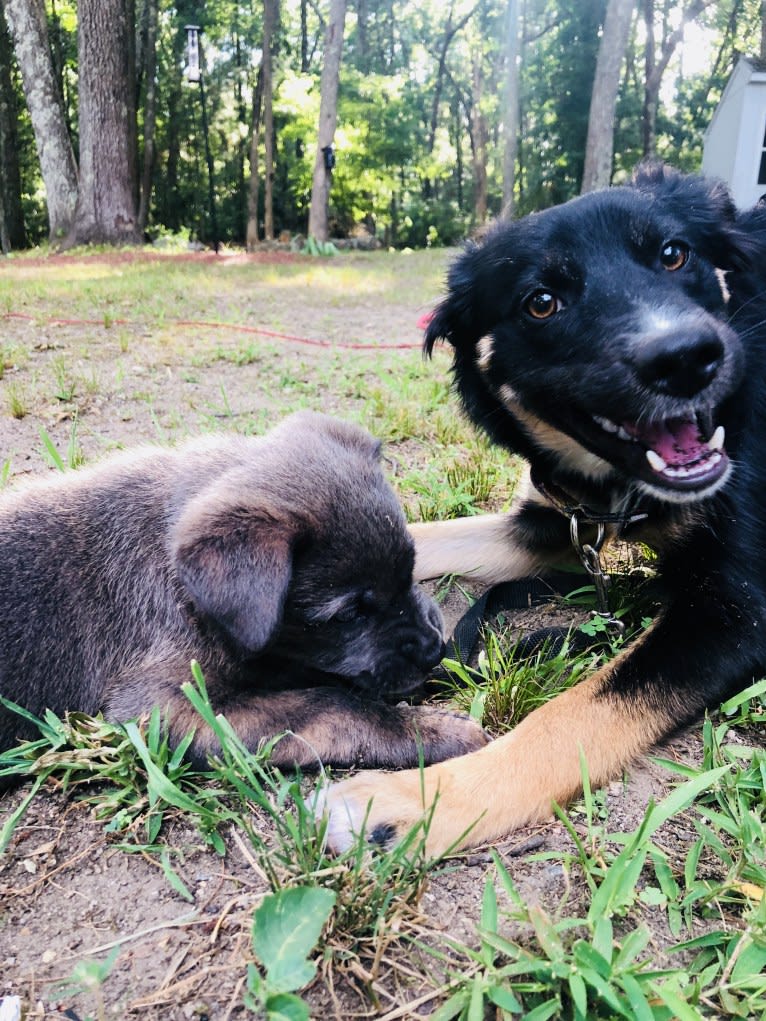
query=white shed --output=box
[702,55,766,209]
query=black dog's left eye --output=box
[660,240,689,272]
[525,290,562,320]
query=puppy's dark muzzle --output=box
[368,590,445,698]
[407,587,446,669]
[400,633,447,672]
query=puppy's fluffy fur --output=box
[322,165,766,855]
[0,411,486,777]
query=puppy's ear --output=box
[424,242,482,356]
[172,497,300,653]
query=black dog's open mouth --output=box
[590,409,728,493]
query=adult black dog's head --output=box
[425,163,756,504]
[172,412,444,699]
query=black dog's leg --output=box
[320,581,761,854]
[410,496,580,585]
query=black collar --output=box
[530,467,649,530]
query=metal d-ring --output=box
[569,512,625,636]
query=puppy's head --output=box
[172,413,444,698]
[425,164,756,504]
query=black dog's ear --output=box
[631,158,676,191]
[172,496,301,652]
[423,241,483,356]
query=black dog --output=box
[0,411,486,780]
[322,163,765,855]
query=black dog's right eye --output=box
[525,290,562,320]
[660,240,689,272]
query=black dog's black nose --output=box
[634,326,724,398]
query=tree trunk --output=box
[2,0,77,241]
[137,0,159,232]
[67,0,140,246]
[501,0,520,216]
[246,67,265,250]
[427,2,477,155]
[581,0,634,193]
[307,0,346,242]
[470,52,488,225]
[0,2,26,250]
[263,0,279,241]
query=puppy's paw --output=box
[317,769,433,855]
[407,704,489,762]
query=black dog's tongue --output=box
[622,413,727,486]
[633,417,711,467]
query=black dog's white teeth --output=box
[708,425,725,451]
[646,449,667,472]
[592,415,633,442]
[644,425,726,478]
[697,408,714,440]
[648,450,724,480]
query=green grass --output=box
[0,250,764,1018]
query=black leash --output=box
[437,570,598,674]
[430,474,653,685]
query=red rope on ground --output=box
[1,311,425,352]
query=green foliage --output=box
[39,420,85,471]
[303,235,338,256]
[245,887,336,1018]
[52,947,120,1021]
[3,1,753,248]
[428,756,764,1020]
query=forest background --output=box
[0,0,764,255]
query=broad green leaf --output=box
[467,976,485,1021]
[522,999,560,1021]
[252,886,336,995]
[266,992,311,1021]
[618,974,655,1021]
[729,937,766,984]
[428,989,470,1021]
[639,766,730,840]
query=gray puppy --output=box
[0,412,486,777]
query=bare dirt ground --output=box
[0,249,753,1019]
